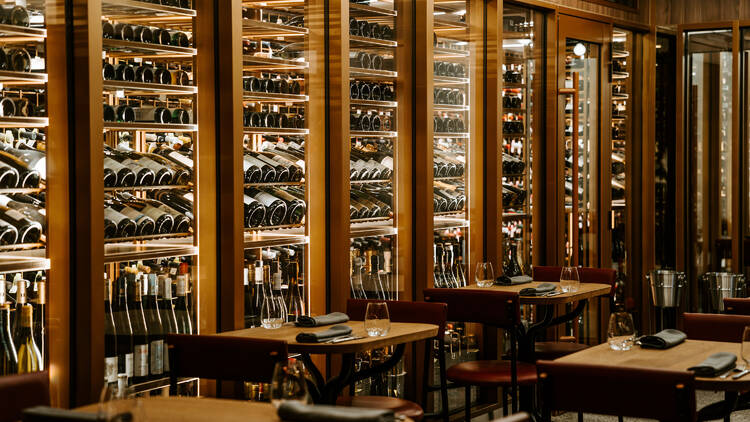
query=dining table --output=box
[76,396,415,422]
[221,320,438,404]
[557,339,750,420]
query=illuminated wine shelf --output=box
[242,19,308,37]
[349,2,397,17]
[434,104,469,111]
[350,130,398,137]
[433,47,470,58]
[102,39,197,58]
[350,99,398,108]
[103,238,198,263]
[243,55,309,71]
[103,122,198,132]
[349,35,397,48]
[243,229,308,249]
[0,70,47,84]
[101,0,196,18]
[0,23,46,42]
[243,127,309,135]
[433,75,470,85]
[243,91,309,103]
[434,132,469,138]
[349,68,398,79]
[0,116,48,128]
[102,80,197,95]
[104,185,192,192]
[0,248,50,273]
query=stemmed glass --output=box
[364,302,391,337]
[270,358,310,409]
[560,266,580,293]
[475,262,495,288]
[607,312,635,351]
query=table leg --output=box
[299,353,325,404]
[321,354,356,404]
[696,391,738,421]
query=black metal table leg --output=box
[299,353,324,403]
[697,391,739,421]
[321,353,356,404]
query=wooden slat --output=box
[459,281,611,305]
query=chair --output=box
[167,334,287,397]
[536,360,697,422]
[424,288,531,420]
[0,371,50,422]
[337,299,449,422]
[532,266,617,360]
[683,313,750,342]
[723,298,750,315]
[490,413,530,422]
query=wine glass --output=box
[261,295,284,329]
[607,312,635,351]
[364,302,391,337]
[270,358,310,409]
[741,326,750,370]
[560,266,580,293]
[475,262,495,288]
[98,374,140,422]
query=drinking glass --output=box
[741,326,750,369]
[364,302,391,337]
[269,358,310,409]
[475,262,495,288]
[560,266,580,293]
[607,312,635,351]
[261,295,284,329]
[98,374,141,422]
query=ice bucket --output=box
[647,270,687,308]
[700,272,746,312]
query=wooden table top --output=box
[460,281,611,305]
[556,340,750,391]
[78,396,414,422]
[221,321,438,354]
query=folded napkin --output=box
[495,275,533,286]
[295,325,353,343]
[688,352,737,377]
[295,312,350,327]
[519,282,557,296]
[23,406,104,421]
[277,402,394,422]
[639,329,687,349]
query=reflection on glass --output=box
[501,4,543,275]
[743,29,750,280]
[611,28,630,285]
[563,39,599,267]
[685,29,733,287]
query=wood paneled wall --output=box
[651,0,750,25]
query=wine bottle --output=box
[1,6,29,27]
[243,264,255,328]
[150,190,194,222]
[14,304,40,373]
[112,274,134,381]
[29,273,45,365]
[153,67,172,84]
[127,273,149,384]
[139,197,191,233]
[0,145,42,187]
[104,147,155,186]
[152,28,171,45]
[143,273,164,379]
[171,108,190,124]
[119,193,174,234]
[107,199,156,236]
[245,188,287,226]
[157,275,177,375]
[269,188,306,225]
[114,23,134,41]
[0,194,44,229]
[7,49,30,72]
[117,149,174,185]
[250,260,263,328]
[104,206,137,238]
[255,151,303,182]
[116,105,135,123]
[0,205,41,243]
[133,26,153,44]
[173,275,192,335]
[170,31,190,48]
[247,152,287,182]
[104,274,117,385]
[134,107,172,124]
[140,151,191,185]
[115,63,135,82]
[285,261,304,322]
[243,194,266,228]
[134,65,154,83]
[0,303,17,375]
[103,62,116,80]
[103,104,116,122]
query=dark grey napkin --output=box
[23,406,106,421]
[295,325,353,343]
[639,329,687,349]
[295,312,350,327]
[277,402,394,422]
[519,282,557,296]
[688,352,737,377]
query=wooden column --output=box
[486,0,501,276]
[640,27,657,331]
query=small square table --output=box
[222,321,438,403]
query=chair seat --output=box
[446,360,537,387]
[336,395,424,421]
[534,341,590,361]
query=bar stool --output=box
[532,266,616,360]
[337,299,450,422]
[424,288,532,420]
[167,334,287,398]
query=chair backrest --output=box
[683,313,750,342]
[532,266,617,296]
[490,413,531,422]
[346,299,448,335]
[724,298,750,315]
[0,371,50,422]
[22,406,100,422]
[167,334,287,384]
[423,288,520,329]
[537,360,696,422]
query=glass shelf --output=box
[102,80,197,95]
[102,39,197,58]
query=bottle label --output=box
[244,268,249,286]
[125,353,134,378]
[134,344,148,377]
[105,357,117,383]
[176,276,186,296]
[5,209,25,222]
[163,342,170,372]
[162,278,173,299]
[150,340,164,375]
[243,159,252,172]
[168,151,193,168]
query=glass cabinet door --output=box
[684,29,734,291]
[743,29,750,281]
[561,38,600,267]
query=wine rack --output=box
[500,4,542,277]
[0,2,50,378]
[610,28,631,285]
[430,0,471,289]
[240,0,311,327]
[100,0,200,395]
[347,0,400,301]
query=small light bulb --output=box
[573,42,586,56]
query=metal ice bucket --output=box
[700,272,746,312]
[647,270,687,308]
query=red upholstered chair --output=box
[167,334,287,397]
[531,266,617,360]
[683,313,750,342]
[338,299,449,422]
[0,371,50,422]
[490,413,531,422]
[724,298,750,315]
[424,288,530,420]
[537,360,696,422]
